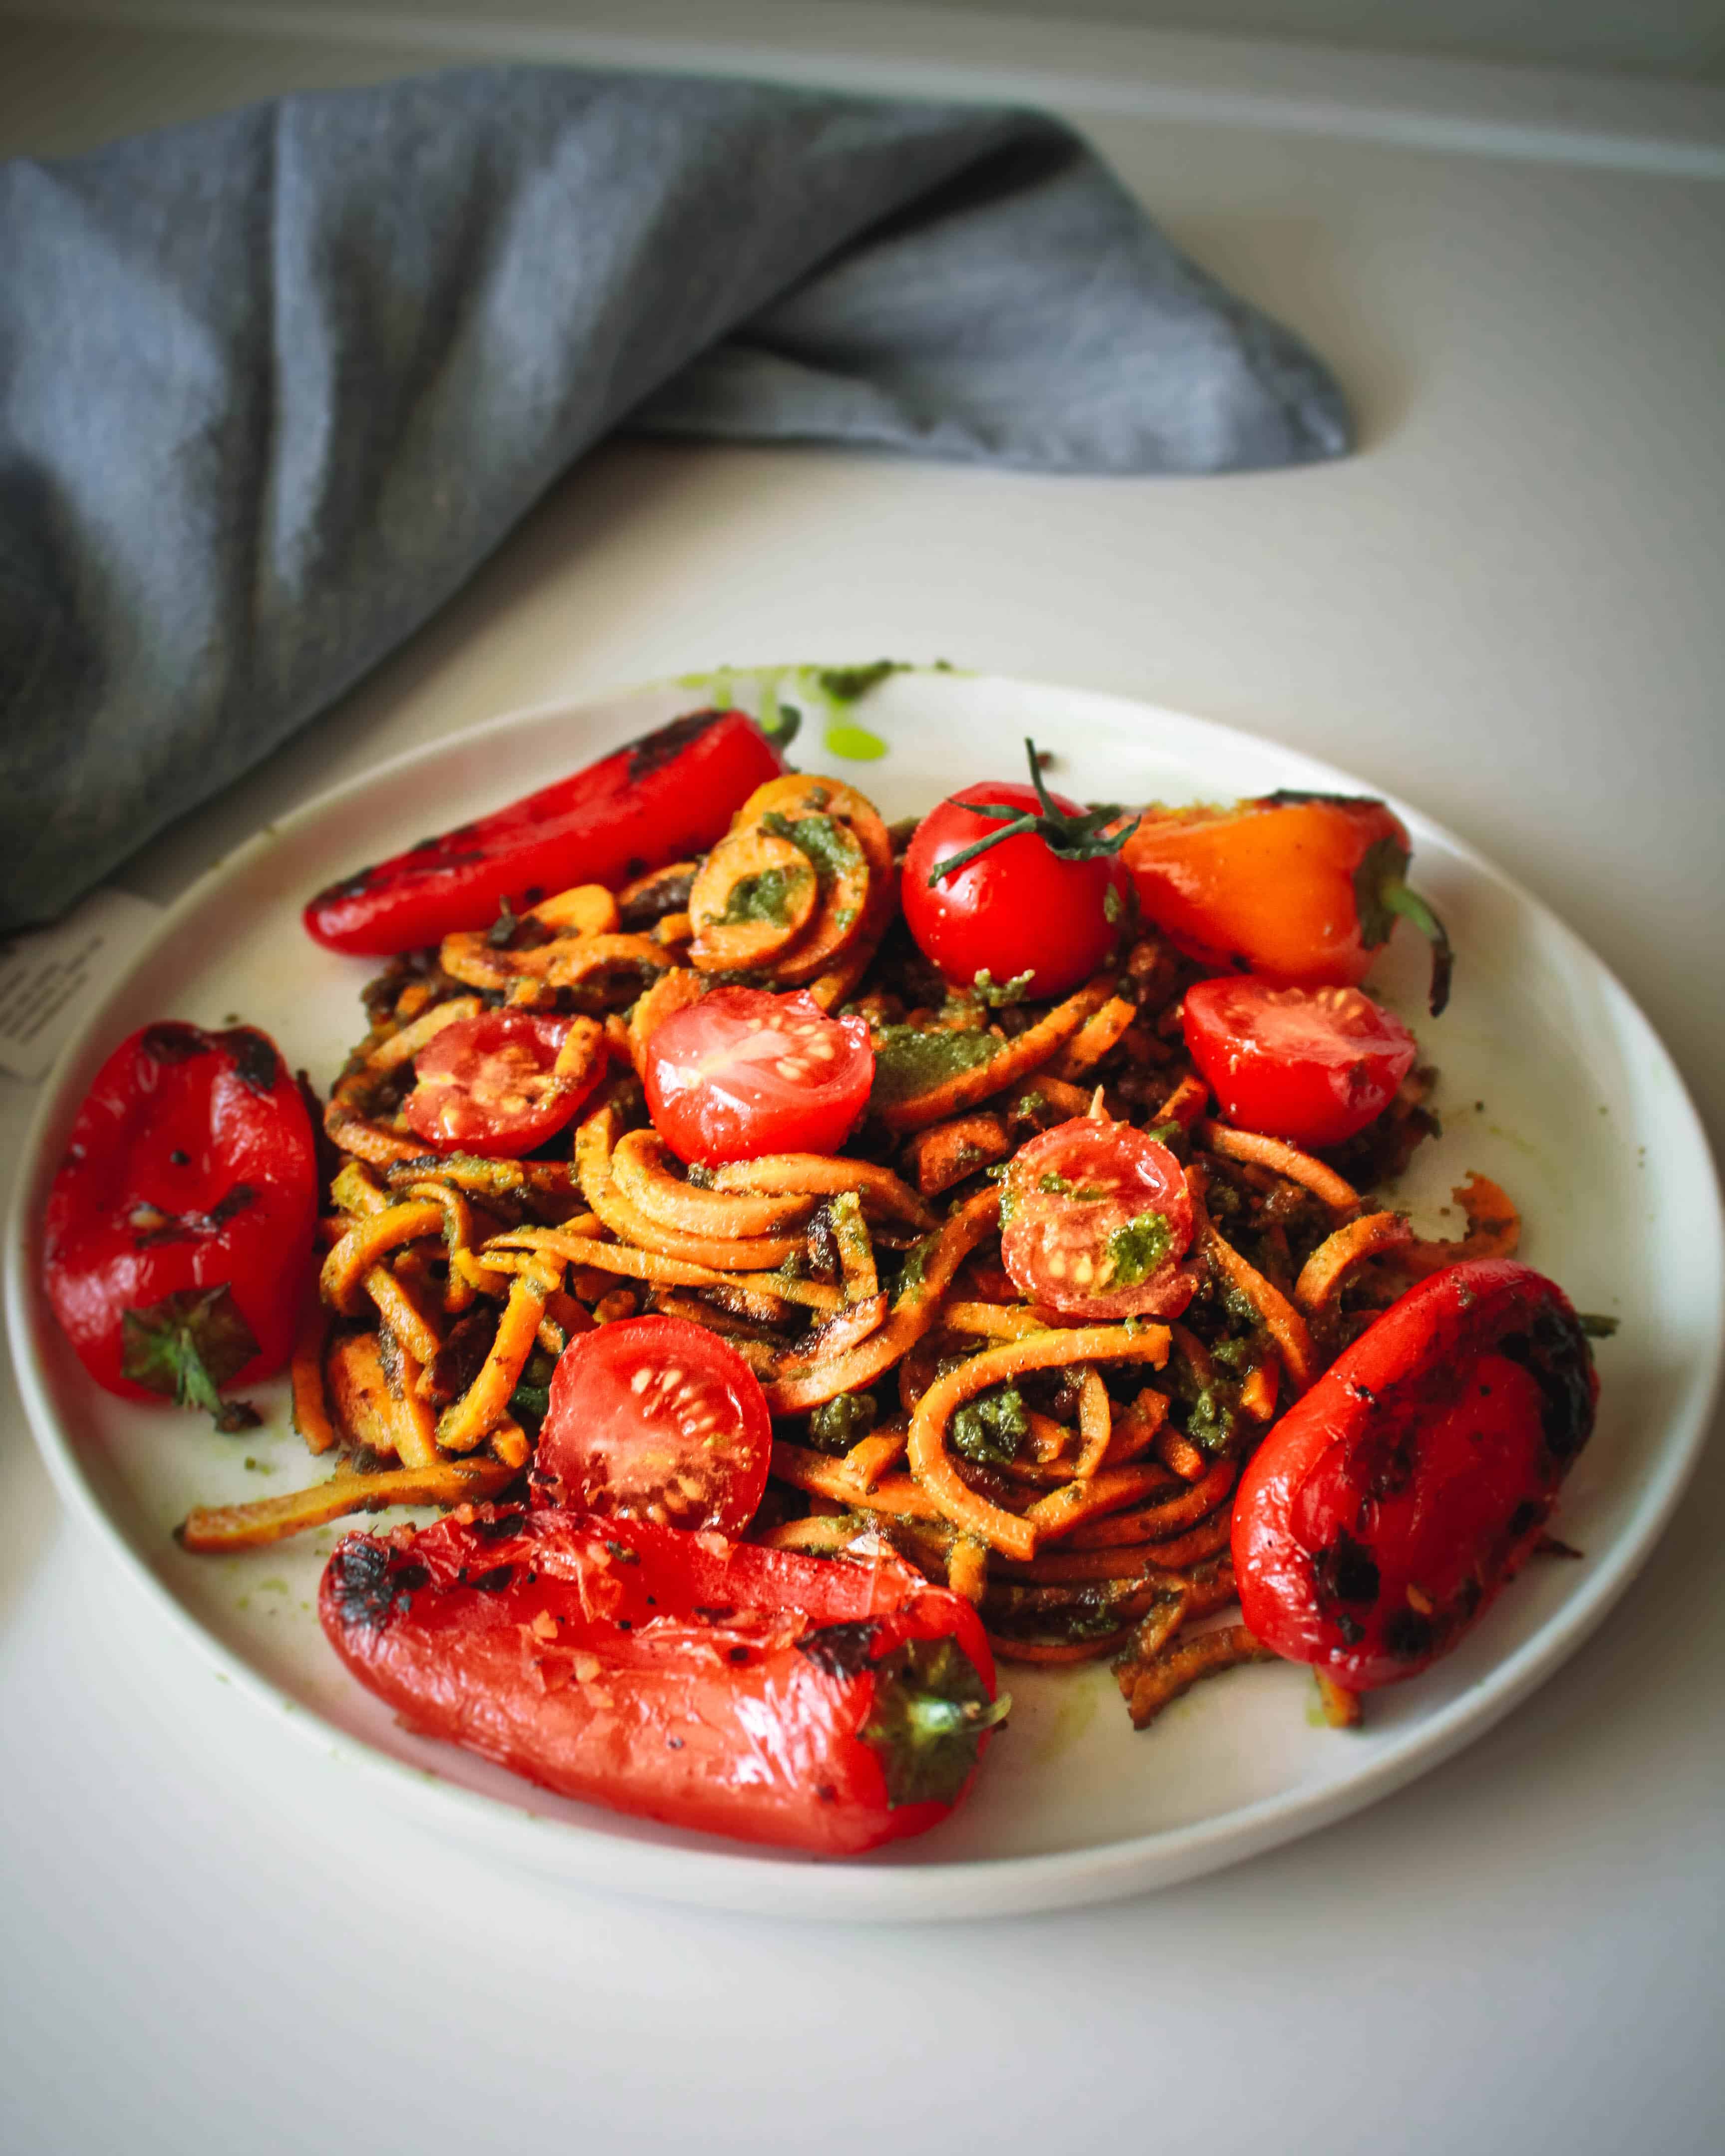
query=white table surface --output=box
[2,13,1722,2155]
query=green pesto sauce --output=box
[714,864,806,926]
[825,719,889,762]
[815,660,907,702]
[808,1390,880,1454]
[870,1026,1005,1111]
[1106,1210,1173,1286]
[759,811,861,886]
[1037,1174,1111,1200]
[950,1384,1029,1468]
[894,1232,941,1302]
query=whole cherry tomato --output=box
[403,1011,605,1159]
[1124,792,1453,1017]
[532,1315,772,1535]
[303,708,784,956]
[322,1507,1005,1854]
[1181,977,1417,1149]
[42,1022,317,1420]
[904,782,1127,1001]
[1232,1259,1597,1691]
[1000,1119,1197,1321]
[644,987,873,1167]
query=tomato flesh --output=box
[533,1315,772,1535]
[902,783,1124,1001]
[1000,1120,1196,1321]
[1233,1260,1597,1690]
[1181,977,1417,1149]
[404,1013,597,1159]
[644,988,873,1168]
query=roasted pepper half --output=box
[321,1509,1006,1854]
[303,708,784,956]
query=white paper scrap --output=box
[0,888,165,1084]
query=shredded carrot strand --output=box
[1198,1203,1318,1393]
[176,1457,517,1555]
[1062,1455,1237,1550]
[576,1107,805,1270]
[906,1320,1170,1562]
[709,1153,934,1231]
[1198,1121,1360,1212]
[876,975,1117,1134]
[764,1186,1002,1413]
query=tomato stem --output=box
[927,739,1142,887]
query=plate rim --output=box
[7,665,1722,1922]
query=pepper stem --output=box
[862,1637,1011,1808]
[1382,879,1454,1019]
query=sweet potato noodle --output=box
[180,777,1518,1733]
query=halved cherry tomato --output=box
[532,1315,772,1535]
[643,987,873,1167]
[1233,1259,1597,1691]
[903,782,1127,1001]
[1181,978,1417,1149]
[402,1012,603,1159]
[1000,1119,1196,1321]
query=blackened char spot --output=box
[321,867,378,901]
[1499,1310,1596,1462]
[468,1510,526,1542]
[220,1028,280,1092]
[207,1183,256,1226]
[618,865,696,929]
[469,1565,514,1594]
[394,1563,429,1594]
[1312,1528,1380,1608]
[139,1023,211,1065]
[1383,1607,1435,1661]
[625,708,722,784]
[797,1619,881,1679]
[327,1539,403,1631]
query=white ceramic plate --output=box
[7,668,1721,1923]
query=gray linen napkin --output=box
[0,65,1350,932]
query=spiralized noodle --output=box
[196,757,1492,1736]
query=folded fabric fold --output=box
[0,64,1351,931]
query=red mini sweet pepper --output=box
[303,708,785,956]
[42,1022,319,1422]
[320,1509,1007,1854]
[1233,1259,1597,1691]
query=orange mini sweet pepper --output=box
[1122,792,1452,1015]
